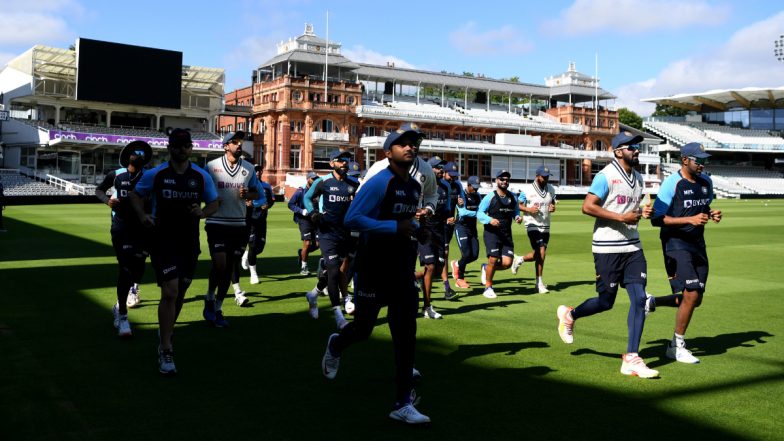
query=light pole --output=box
[775,34,784,62]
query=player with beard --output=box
[648,142,722,364]
[131,129,219,375]
[321,122,430,425]
[556,132,659,379]
[203,131,263,327]
[304,150,359,329]
[95,140,152,337]
[289,171,320,275]
[512,165,557,294]
[477,170,522,299]
[451,176,483,289]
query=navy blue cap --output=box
[347,161,362,177]
[611,131,644,150]
[383,122,425,150]
[444,162,459,174]
[330,150,352,161]
[306,171,319,180]
[427,156,446,168]
[496,169,511,179]
[120,140,152,167]
[467,176,480,187]
[680,142,711,159]
[168,128,192,146]
[222,131,245,144]
[536,165,551,177]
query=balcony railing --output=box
[311,131,349,142]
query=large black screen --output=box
[76,38,183,109]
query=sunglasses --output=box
[623,144,640,151]
[132,150,146,157]
[687,156,707,165]
[497,177,509,182]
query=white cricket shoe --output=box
[620,353,660,378]
[510,255,524,275]
[666,341,700,364]
[344,296,355,315]
[306,289,319,319]
[480,264,487,285]
[644,293,656,316]
[126,285,141,308]
[241,249,249,270]
[537,283,549,294]
[556,305,574,344]
[234,292,249,307]
[112,303,121,328]
[423,305,442,319]
[321,333,340,379]
[389,404,431,425]
[482,286,497,299]
[117,317,132,337]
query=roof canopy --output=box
[643,87,784,111]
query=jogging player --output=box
[477,170,522,299]
[95,140,152,337]
[451,176,482,289]
[440,161,462,299]
[649,142,722,364]
[240,160,275,286]
[512,165,557,294]
[304,150,359,329]
[131,128,219,375]
[203,131,263,327]
[289,171,320,275]
[556,131,658,379]
[321,122,430,425]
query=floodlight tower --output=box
[775,34,784,62]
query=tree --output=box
[652,104,689,117]
[618,107,643,130]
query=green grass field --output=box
[1,199,782,441]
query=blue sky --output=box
[1,0,782,115]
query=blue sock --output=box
[626,283,647,354]
[444,280,451,291]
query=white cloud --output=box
[614,11,784,116]
[342,45,415,69]
[0,13,71,45]
[449,22,534,56]
[548,0,729,34]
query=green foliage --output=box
[618,107,643,130]
[652,104,689,117]
[1,200,782,441]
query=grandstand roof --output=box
[260,50,361,70]
[643,87,784,111]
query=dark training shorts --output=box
[206,223,249,257]
[593,249,647,295]
[527,230,550,250]
[483,229,514,259]
[666,248,709,293]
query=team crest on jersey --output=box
[701,186,707,194]
[242,169,248,177]
[348,187,355,194]
[413,190,420,200]
[419,176,425,183]
[188,179,197,188]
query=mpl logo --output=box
[612,179,623,185]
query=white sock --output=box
[232,283,242,294]
[536,277,542,285]
[215,299,223,312]
[249,265,258,277]
[673,333,685,347]
[301,261,308,269]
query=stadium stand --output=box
[0,169,71,196]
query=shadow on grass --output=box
[0,220,774,441]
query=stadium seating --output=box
[644,120,784,150]
[0,170,71,196]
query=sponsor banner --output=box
[48,130,223,150]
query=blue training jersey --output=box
[134,161,218,240]
[304,174,359,234]
[345,167,421,279]
[96,167,147,230]
[477,190,519,234]
[652,170,713,251]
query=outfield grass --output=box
[0,199,782,441]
